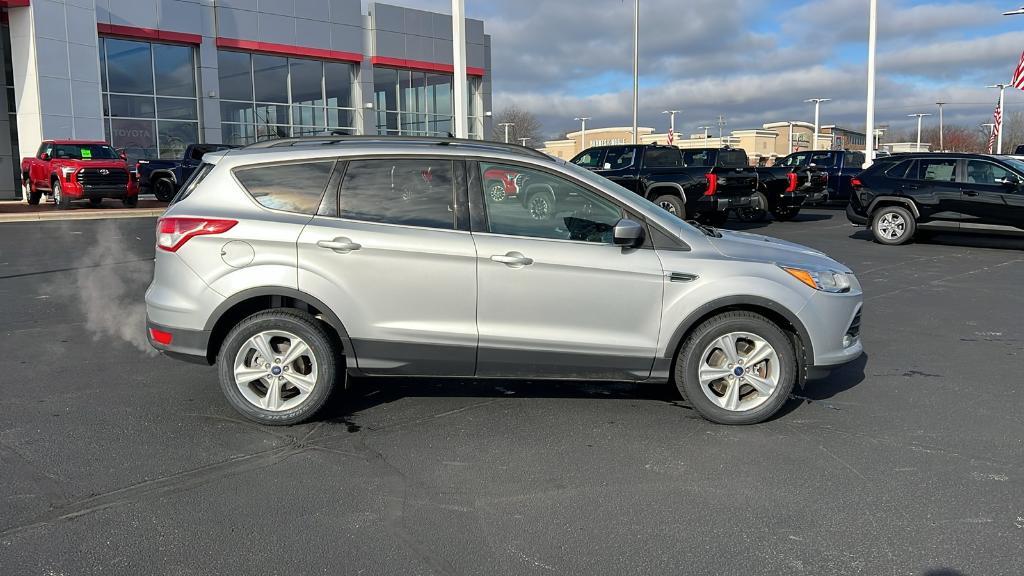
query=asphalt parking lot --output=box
[1,209,1022,576]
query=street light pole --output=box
[662,110,679,144]
[865,0,877,166]
[574,116,591,150]
[716,115,726,144]
[519,137,530,147]
[698,126,710,140]
[805,98,830,150]
[988,84,1007,154]
[452,0,468,139]
[631,0,639,144]
[908,113,932,152]
[936,102,946,151]
[787,121,795,154]
[498,122,514,144]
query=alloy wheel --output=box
[698,332,780,412]
[528,195,551,220]
[877,212,906,240]
[658,201,678,215]
[489,184,506,202]
[233,330,318,412]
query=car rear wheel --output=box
[23,179,41,205]
[88,198,103,208]
[486,180,506,202]
[704,211,730,227]
[736,192,768,222]
[123,195,138,208]
[526,189,556,220]
[675,311,796,425]
[53,181,70,210]
[154,178,175,202]
[871,205,915,245]
[217,309,339,426]
[652,194,685,219]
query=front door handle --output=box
[963,190,980,197]
[317,237,361,253]
[490,252,533,267]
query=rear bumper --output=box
[846,203,868,225]
[696,195,751,213]
[147,318,212,364]
[777,193,808,208]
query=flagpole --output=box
[865,0,877,167]
[998,85,1006,154]
[631,0,639,144]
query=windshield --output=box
[51,144,119,160]
[999,157,1024,174]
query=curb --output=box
[0,209,165,223]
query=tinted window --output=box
[718,149,748,167]
[883,159,914,179]
[777,153,809,168]
[340,159,455,229]
[480,163,622,243]
[643,147,683,168]
[153,43,195,97]
[682,150,717,167]
[235,161,334,214]
[573,149,606,169]
[604,147,636,170]
[846,152,866,168]
[966,160,1014,185]
[810,152,836,167]
[171,162,213,205]
[105,39,153,95]
[915,159,957,182]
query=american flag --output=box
[667,128,675,145]
[988,100,1001,154]
[1013,50,1024,91]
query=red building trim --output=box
[0,1,32,8]
[97,23,202,45]
[371,55,485,77]
[216,37,362,63]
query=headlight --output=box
[781,266,852,293]
[61,167,77,179]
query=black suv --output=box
[847,153,1024,245]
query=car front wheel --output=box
[217,309,340,426]
[675,311,797,425]
[53,181,70,210]
[24,179,41,205]
[871,205,915,245]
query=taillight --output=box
[785,172,799,193]
[157,217,237,252]
[850,177,863,190]
[149,328,173,345]
[704,173,718,196]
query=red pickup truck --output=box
[21,140,136,209]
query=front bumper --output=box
[798,287,864,368]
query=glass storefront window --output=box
[217,51,357,144]
[99,38,199,162]
[373,67,482,138]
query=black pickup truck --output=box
[136,144,236,201]
[744,157,829,221]
[571,145,756,224]
[774,150,866,204]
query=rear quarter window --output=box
[718,150,749,168]
[234,160,335,214]
[171,162,214,205]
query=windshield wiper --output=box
[687,220,722,238]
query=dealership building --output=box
[0,0,492,199]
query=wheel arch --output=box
[645,182,687,202]
[151,169,177,184]
[867,196,920,219]
[664,296,812,380]
[202,287,355,367]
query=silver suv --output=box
[146,137,863,426]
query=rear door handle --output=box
[963,190,980,197]
[317,237,361,253]
[490,252,533,267]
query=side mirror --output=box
[39,153,49,161]
[602,162,612,170]
[120,152,128,161]
[613,218,645,248]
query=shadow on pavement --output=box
[723,211,835,233]
[848,228,1024,250]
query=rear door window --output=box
[718,149,748,167]
[915,158,957,182]
[235,160,335,214]
[642,147,683,168]
[339,159,456,229]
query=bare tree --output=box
[921,125,985,152]
[1000,111,1024,152]
[491,105,543,147]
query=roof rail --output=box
[242,135,551,160]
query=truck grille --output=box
[76,168,129,189]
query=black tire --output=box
[154,178,176,202]
[24,179,41,205]
[771,206,801,221]
[674,311,797,425]
[123,195,138,208]
[526,189,556,221]
[736,192,768,222]
[652,193,686,219]
[217,309,340,426]
[870,204,915,246]
[88,197,103,208]
[53,181,70,210]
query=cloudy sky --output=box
[372,0,1024,140]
